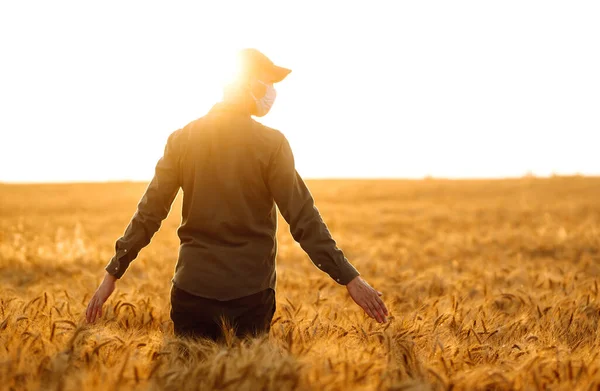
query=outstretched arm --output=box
[266,136,388,323]
[86,130,183,323]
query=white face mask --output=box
[251,81,276,117]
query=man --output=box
[86,49,389,340]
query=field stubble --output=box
[0,177,599,390]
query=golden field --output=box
[0,177,599,390]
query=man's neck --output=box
[221,83,256,115]
[211,98,253,117]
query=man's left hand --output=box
[86,272,117,323]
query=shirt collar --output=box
[210,100,252,117]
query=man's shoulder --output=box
[181,117,205,132]
[250,119,287,144]
[163,118,203,153]
[172,113,288,148]
[170,117,205,140]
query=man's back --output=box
[104,100,359,301]
[175,103,285,299]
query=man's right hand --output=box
[346,276,389,323]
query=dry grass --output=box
[1,177,599,390]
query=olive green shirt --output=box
[105,102,360,300]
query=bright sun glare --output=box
[0,1,599,182]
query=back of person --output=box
[176,104,284,300]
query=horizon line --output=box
[1,173,596,186]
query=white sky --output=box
[0,1,599,182]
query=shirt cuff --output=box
[104,249,129,279]
[333,260,360,285]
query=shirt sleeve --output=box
[105,129,183,278]
[266,136,360,285]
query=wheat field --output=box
[0,177,599,390]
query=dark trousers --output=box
[170,285,276,341]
